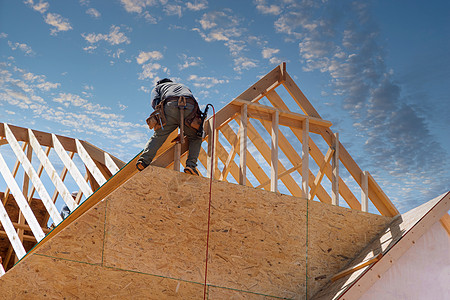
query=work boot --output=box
[184,166,199,176]
[136,160,148,171]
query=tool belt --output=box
[146,96,202,131]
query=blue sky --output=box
[0,0,449,213]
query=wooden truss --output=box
[0,62,399,274]
[0,123,124,271]
[154,63,398,217]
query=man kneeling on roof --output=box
[136,78,202,176]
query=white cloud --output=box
[86,8,101,18]
[24,0,49,13]
[262,47,279,59]
[136,51,163,64]
[164,4,182,17]
[7,41,35,56]
[233,57,258,73]
[82,25,130,49]
[0,33,7,38]
[139,63,162,80]
[120,0,154,14]
[254,0,281,15]
[45,13,73,35]
[186,0,207,11]
[178,54,202,70]
[188,75,229,89]
[53,93,88,107]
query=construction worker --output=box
[136,78,202,175]
[60,191,78,219]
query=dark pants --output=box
[139,101,202,168]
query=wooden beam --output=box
[0,153,45,241]
[0,230,38,243]
[332,132,339,206]
[76,139,107,186]
[320,128,397,216]
[270,111,279,193]
[29,129,77,211]
[331,253,383,282]
[245,121,303,197]
[239,104,248,185]
[0,123,77,152]
[231,100,332,131]
[440,213,450,236]
[361,171,369,212]
[282,72,321,118]
[4,124,63,225]
[266,91,359,208]
[219,125,240,181]
[104,152,120,175]
[256,163,301,189]
[220,123,270,188]
[79,140,125,169]
[235,62,285,103]
[302,119,309,199]
[2,142,27,206]
[174,143,181,171]
[0,198,27,259]
[253,110,331,203]
[309,148,334,201]
[27,146,51,201]
[52,134,93,197]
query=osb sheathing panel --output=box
[0,254,204,299]
[102,166,391,299]
[0,166,391,299]
[34,199,107,265]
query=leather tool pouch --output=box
[183,98,202,131]
[146,102,167,131]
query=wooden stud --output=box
[320,128,398,216]
[232,99,332,130]
[239,104,247,185]
[27,146,51,201]
[265,91,358,208]
[302,119,310,198]
[282,72,321,118]
[2,142,27,206]
[0,153,45,241]
[220,123,270,188]
[309,148,334,201]
[29,129,77,211]
[4,124,63,225]
[219,126,240,181]
[76,139,107,186]
[174,143,181,171]
[331,253,383,282]
[0,230,40,243]
[361,171,369,212]
[245,121,303,196]
[256,163,301,189]
[440,213,450,236]
[0,198,27,260]
[271,111,279,192]
[104,152,120,175]
[332,132,339,206]
[52,134,93,197]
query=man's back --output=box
[151,82,194,108]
